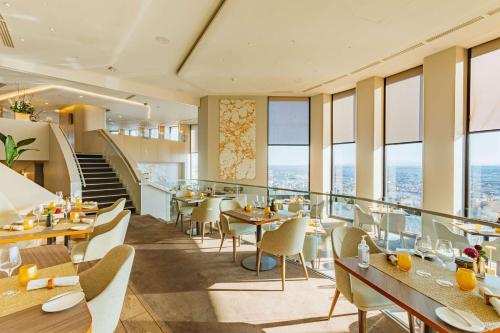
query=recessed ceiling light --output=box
[155,36,170,44]
[118,115,122,119]
[49,27,55,33]
[79,95,83,98]
[3,2,10,7]
[44,102,48,105]
[231,77,237,82]
[20,38,25,42]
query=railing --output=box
[58,126,86,188]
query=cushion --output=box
[229,223,255,236]
[71,241,89,264]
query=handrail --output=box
[97,129,140,184]
[58,126,86,188]
[175,178,500,228]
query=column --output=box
[309,94,331,193]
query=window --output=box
[168,126,179,141]
[190,125,198,179]
[384,66,423,207]
[467,38,500,221]
[129,129,139,137]
[268,98,309,191]
[332,89,356,196]
[150,128,159,139]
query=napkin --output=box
[480,286,500,317]
[2,225,24,231]
[80,218,93,224]
[27,276,79,290]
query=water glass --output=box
[0,244,22,296]
[33,204,44,226]
[414,235,433,276]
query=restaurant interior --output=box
[0,1,499,332]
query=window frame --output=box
[267,97,311,192]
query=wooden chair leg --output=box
[256,248,262,275]
[408,313,414,333]
[201,223,206,243]
[231,236,236,262]
[327,289,341,320]
[175,212,180,227]
[238,235,241,247]
[358,309,367,333]
[219,234,226,252]
[281,256,286,291]
[217,222,223,238]
[298,252,309,280]
[189,219,193,238]
[210,222,213,234]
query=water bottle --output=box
[358,235,370,268]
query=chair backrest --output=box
[331,226,381,303]
[0,192,20,226]
[191,197,222,223]
[84,210,131,262]
[310,200,325,219]
[79,245,135,333]
[261,218,307,256]
[380,213,406,234]
[176,190,192,209]
[482,238,500,263]
[354,204,375,227]
[94,198,126,226]
[288,202,304,213]
[219,200,242,234]
[432,220,470,252]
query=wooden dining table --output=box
[336,255,500,333]
[221,209,299,271]
[451,222,500,241]
[0,245,92,332]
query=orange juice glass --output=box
[456,268,477,291]
[70,211,80,221]
[23,218,34,230]
[264,206,271,216]
[18,264,38,287]
[245,204,253,213]
[397,252,412,272]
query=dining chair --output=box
[432,219,470,254]
[175,189,197,232]
[219,199,256,262]
[328,226,414,333]
[379,212,406,244]
[354,204,379,238]
[190,197,222,243]
[71,210,131,264]
[79,244,135,333]
[257,218,308,291]
[482,238,500,263]
[310,200,325,222]
[93,198,126,226]
[288,202,304,213]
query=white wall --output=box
[0,118,49,161]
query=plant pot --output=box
[14,113,30,121]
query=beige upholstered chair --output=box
[190,197,222,243]
[93,198,126,226]
[310,200,325,221]
[354,204,379,238]
[71,210,131,263]
[432,219,470,253]
[79,245,135,333]
[219,200,256,261]
[257,218,309,290]
[380,213,406,243]
[483,238,500,263]
[288,202,304,213]
[175,190,197,232]
[328,226,414,333]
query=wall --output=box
[199,95,268,187]
[0,118,49,161]
[72,104,106,152]
[310,94,331,193]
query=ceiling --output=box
[0,0,498,100]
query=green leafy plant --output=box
[0,133,38,168]
[9,98,35,114]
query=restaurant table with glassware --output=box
[221,208,299,271]
[336,253,500,333]
[451,221,500,241]
[0,245,92,332]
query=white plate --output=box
[42,291,85,312]
[70,225,89,231]
[435,307,485,332]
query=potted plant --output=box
[8,93,37,121]
[464,245,488,279]
[0,132,38,168]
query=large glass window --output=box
[467,38,500,221]
[384,67,423,207]
[268,98,309,191]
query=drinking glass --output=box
[55,191,63,204]
[414,235,433,277]
[65,200,72,222]
[0,244,22,296]
[435,239,455,286]
[33,204,44,227]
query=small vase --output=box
[477,257,486,279]
[14,113,30,121]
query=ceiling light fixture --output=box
[79,95,83,98]
[44,102,48,105]
[19,37,24,42]
[49,27,55,32]
[3,2,10,7]
[155,36,170,44]
[231,77,237,82]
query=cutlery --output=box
[447,307,474,327]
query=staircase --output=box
[76,153,135,213]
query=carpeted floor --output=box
[124,215,407,333]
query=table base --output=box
[241,255,277,271]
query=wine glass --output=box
[33,204,44,227]
[435,239,455,286]
[414,235,433,277]
[55,191,63,204]
[65,200,72,222]
[0,244,22,296]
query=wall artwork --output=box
[219,99,256,180]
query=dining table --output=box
[0,245,92,332]
[221,209,299,271]
[451,221,500,241]
[336,254,500,333]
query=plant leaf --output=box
[17,137,36,147]
[17,148,39,156]
[0,132,5,144]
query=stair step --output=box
[76,153,103,159]
[96,200,134,209]
[77,158,106,163]
[84,177,121,184]
[83,172,117,179]
[83,193,129,201]
[81,167,113,173]
[83,183,123,190]
[82,188,127,196]
[80,163,110,168]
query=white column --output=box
[310,94,331,193]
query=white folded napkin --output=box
[27,276,79,290]
[80,218,93,224]
[490,297,500,317]
[2,225,24,231]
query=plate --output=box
[70,225,90,231]
[435,307,485,332]
[42,291,85,312]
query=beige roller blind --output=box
[332,89,355,143]
[470,38,500,132]
[385,66,423,144]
